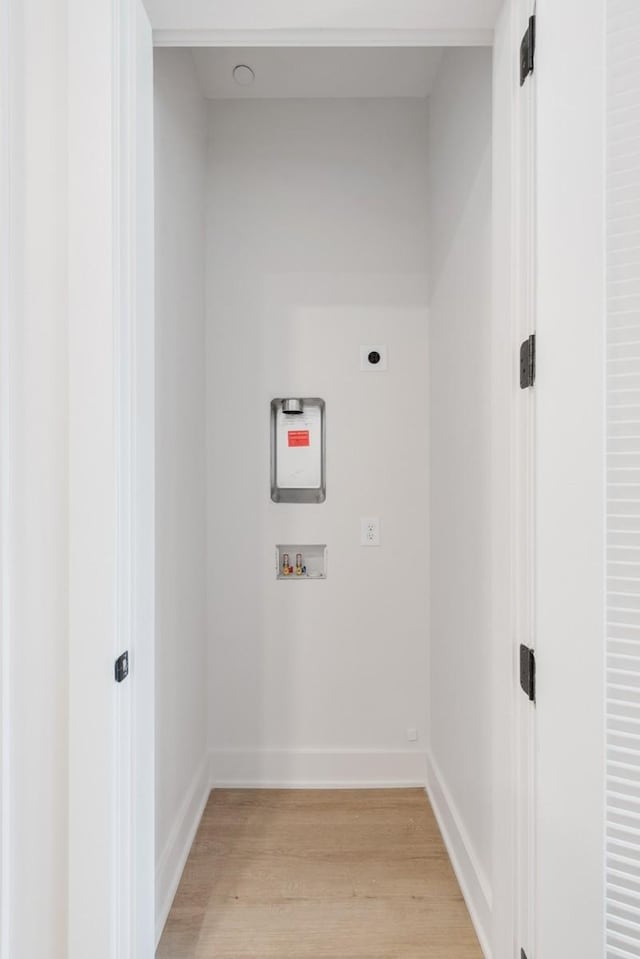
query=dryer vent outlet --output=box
[360,345,388,371]
[282,398,304,414]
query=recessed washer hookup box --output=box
[276,544,327,580]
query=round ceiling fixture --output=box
[232,64,255,87]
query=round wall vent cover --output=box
[232,64,255,86]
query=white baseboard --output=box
[209,747,428,788]
[155,755,210,947]
[426,753,492,959]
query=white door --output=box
[515,3,537,958]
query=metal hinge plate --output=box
[520,645,536,702]
[115,650,129,683]
[520,334,536,389]
[520,15,536,86]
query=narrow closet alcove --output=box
[154,45,492,957]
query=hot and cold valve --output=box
[280,551,307,577]
[277,544,326,580]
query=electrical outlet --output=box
[407,728,418,743]
[360,516,380,546]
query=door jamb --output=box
[152,28,494,48]
[115,4,156,956]
[513,2,537,956]
[491,3,524,957]
[0,1,11,956]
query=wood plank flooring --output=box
[156,788,483,959]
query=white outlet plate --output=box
[360,345,388,371]
[360,516,380,546]
[407,728,418,743]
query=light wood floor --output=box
[156,789,483,959]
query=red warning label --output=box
[288,430,310,448]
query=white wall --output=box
[5,2,68,957]
[154,48,209,929]
[426,47,494,952]
[205,98,430,786]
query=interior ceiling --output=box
[191,47,445,99]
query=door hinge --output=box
[520,645,536,702]
[520,15,536,86]
[115,650,129,683]
[520,334,536,389]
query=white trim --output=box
[513,2,537,956]
[152,27,494,47]
[113,5,156,958]
[129,5,155,959]
[426,754,492,959]
[68,1,119,955]
[489,3,519,958]
[114,3,134,957]
[155,756,210,947]
[0,1,11,955]
[209,748,428,789]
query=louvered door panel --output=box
[607,1,640,957]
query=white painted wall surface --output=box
[205,98,430,786]
[427,48,494,950]
[154,48,209,917]
[6,2,68,957]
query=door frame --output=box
[491,4,535,957]
[66,5,527,959]
[67,2,156,957]
[0,1,11,956]
[68,0,121,954]
[513,2,537,956]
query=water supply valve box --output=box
[276,544,327,580]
